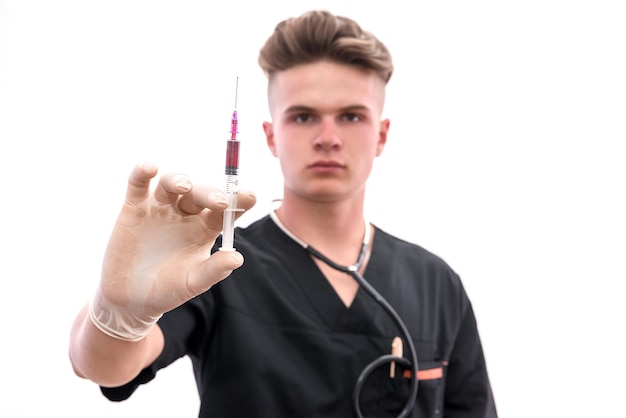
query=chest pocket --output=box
[356,358,447,418]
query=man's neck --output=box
[275,193,369,266]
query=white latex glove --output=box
[89,162,255,341]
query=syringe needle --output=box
[220,77,242,252]
[234,76,238,109]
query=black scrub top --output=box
[102,215,497,418]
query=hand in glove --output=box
[89,162,256,341]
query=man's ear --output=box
[263,121,278,157]
[376,119,390,156]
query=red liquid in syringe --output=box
[225,109,240,176]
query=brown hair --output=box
[258,10,393,84]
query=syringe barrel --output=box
[221,136,240,252]
[225,139,240,175]
[221,209,236,251]
[220,187,238,252]
[224,174,238,194]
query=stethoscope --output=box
[269,209,418,418]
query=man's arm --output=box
[444,303,497,417]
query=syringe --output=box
[219,77,242,252]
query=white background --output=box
[1,1,625,417]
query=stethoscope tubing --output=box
[306,247,418,418]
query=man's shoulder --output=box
[234,215,275,240]
[373,225,452,268]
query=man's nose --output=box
[313,118,341,150]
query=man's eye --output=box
[343,113,361,122]
[294,114,312,123]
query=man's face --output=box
[263,60,390,203]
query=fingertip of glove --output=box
[231,251,244,266]
[216,248,244,269]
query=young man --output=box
[69,10,497,418]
